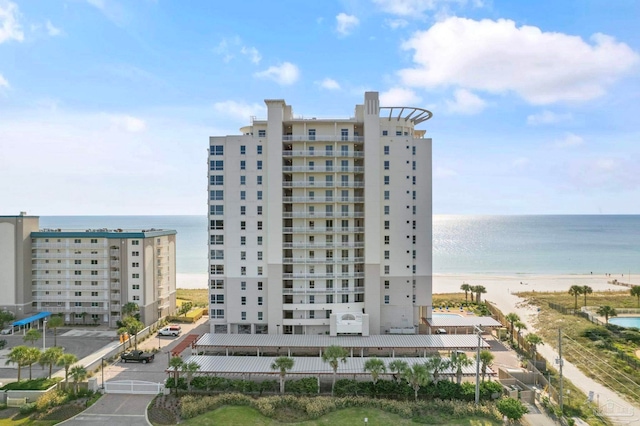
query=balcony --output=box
[282,181,365,188]
[282,150,364,158]
[282,241,364,249]
[282,272,364,279]
[282,196,364,203]
[282,286,364,295]
[31,253,105,260]
[282,211,365,219]
[42,306,108,313]
[283,257,364,264]
[32,264,107,270]
[111,283,121,289]
[32,243,106,249]
[282,135,364,142]
[282,227,364,233]
[32,295,109,302]
[282,166,364,173]
[110,272,121,279]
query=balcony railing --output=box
[31,253,105,259]
[283,257,364,264]
[282,272,364,279]
[282,227,364,233]
[282,150,364,158]
[282,241,364,249]
[32,243,107,249]
[282,211,365,218]
[282,196,364,203]
[282,181,365,188]
[282,286,365,295]
[283,135,364,142]
[282,166,364,173]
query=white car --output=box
[158,326,181,337]
[1,327,13,335]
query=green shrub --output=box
[36,389,69,411]
[496,397,528,421]
[18,402,37,415]
[285,377,318,395]
[1,377,62,390]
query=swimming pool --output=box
[609,317,640,328]
[433,313,463,318]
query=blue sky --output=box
[1,0,639,215]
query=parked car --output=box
[1,327,13,335]
[435,328,447,334]
[120,350,155,364]
[158,325,182,337]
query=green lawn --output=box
[182,406,501,426]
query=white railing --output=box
[32,243,106,249]
[282,196,364,203]
[282,242,364,248]
[32,264,107,270]
[282,286,365,295]
[283,135,364,142]
[31,253,105,259]
[282,272,364,279]
[282,150,364,158]
[282,181,365,188]
[282,227,364,233]
[282,166,364,173]
[283,257,364,264]
[282,212,365,218]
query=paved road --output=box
[59,394,153,426]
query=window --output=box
[91,304,99,308]
[74,302,82,307]
[211,220,224,230]
[75,280,81,286]
[210,160,223,170]
[240,206,246,215]
[211,265,224,274]
[241,312,246,321]
[240,145,246,155]
[412,146,416,155]
[257,176,262,185]
[384,146,389,155]
[413,190,416,200]
[211,250,224,260]
[241,267,246,276]
[91,238,98,244]
[341,129,348,141]
[74,239,81,243]
[308,129,316,140]
[91,270,98,276]
[342,294,349,303]
[258,129,266,137]
[257,281,263,290]
[396,129,402,136]
[384,295,390,304]
[257,206,262,215]
[326,310,331,319]
[240,281,247,290]
[210,205,224,215]
[132,240,140,246]
[257,221,263,230]
[384,220,390,230]
[91,281,98,286]
[258,296,263,306]
[257,236,263,245]
[74,260,81,265]
[327,279,333,289]
[132,284,140,290]
[309,295,315,304]
[240,251,246,260]
[257,251,263,260]
[210,190,224,200]
[240,176,246,185]
[384,205,390,215]
[91,291,98,297]
[210,235,224,245]
[384,160,390,170]
[211,294,225,304]
[384,176,390,185]
[384,236,390,245]
[211,309,224,319]
[240,221,246,230]
[132,273,140,278]
[384,250,390,260]
[412,161,416,171]
[258,312,263,321]
[74,271,81,275]
[133,295,140,301]
[413,176,416,185]
[241,296,246,305]
[382,130,388,136]
[257,266,263,275]
[91,260,98,265]
[384,265,390,275]
[132,251,139,256]
[326,294,334,303]
[211,145,224,155]
[240,160,246,170]
[257,190,262,200]
[257,160,262,170]
[210,175,224,185]
[384,190,390,200]
[241,236,246,245]
[257,145,263,155]
[385,280,390,289]
[75,291,81,296]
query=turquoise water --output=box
[609,317,640,329]
[40,215,640,276]
[432,313,463,317]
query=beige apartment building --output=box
[0,213,177,327]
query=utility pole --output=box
[474,325,483,404]
[558,329,564,413]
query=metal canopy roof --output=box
[195,333,490,350]
[172,355,494,377]
[12,311,51,327]
[426,316,502,328]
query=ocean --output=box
[40,215,640,276]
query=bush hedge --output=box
[1,377,62,390]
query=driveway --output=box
[59,394,153,426]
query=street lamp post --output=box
[42,320,47,351]
[101,358,105,389]
[158,333,161,350]
[474,325,483,405]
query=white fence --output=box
[103,380,164,395]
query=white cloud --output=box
[555,132,584,148]
[379,87,422,106]
[373,0,475,17]
[318,78,341,90]
[385,18,409,29]
[434,166,457,178]
[45,20,61,36]
[254,62,300,85]
[213,100,266,122]
[399,17,640,105]
[445,88,486,114]
[526,110,572,125]
[567,157,640,190]
[109,114,146,132]
[240,46,261,64]
[0,73,8,88]
[335,13,359,36]
[0,0,23,43]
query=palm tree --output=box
[402,363,429,401]
[460,283,472,304]
[525,334,543,360]
[24,347,41,380]
[388,359,408,383]
[363,358,386,386]
[469,285,477,302]
[505,313,520,344]
[477,350,495,382]
[596,306,618,324]
[47,315,64,347]
[451,352,473,385]
[5,346,29,382]
[568,285,583,310]
[23,329,41,347]
[123,316,144,350]
[70,365,87,393]
[39,347,63,379]
[169,356,184,391]
[271,356,295,394]
[474,285,487,303]
[424,356,449,383]
[582,286,593,307]
[514,321,527,348]
[122,302,139,318]
[321,345,349,396]
[57,353,78,384]
[631,286,640,308]
[181,361,200,392]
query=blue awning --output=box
[12,312,52,327]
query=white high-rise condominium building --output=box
[208,92,433,336]
[0,213,177,327]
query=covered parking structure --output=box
[423,316,502,335]
[195,333,490,358]
[9,311,52,334]
[168,354,495,383]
